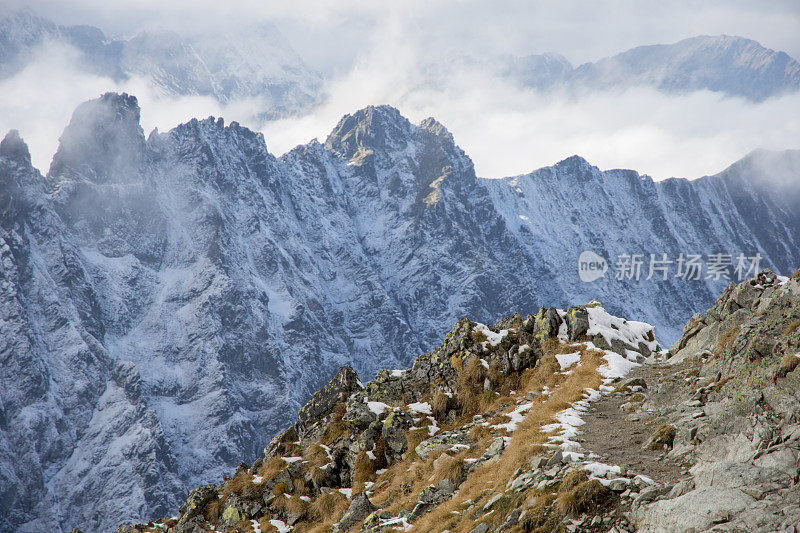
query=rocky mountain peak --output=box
[48,92,146,185]
[324,105,412,160]
[550,154,597,179]
[418,116,455,146]
[0,129,31,167]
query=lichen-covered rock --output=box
[415,430,472,461]
[174,485,217,529]
[531,307,562,343]
[564,306,590,341]
[343,392,378,431]
[336,492,377,532]
[296,366,364,438]
[219,494,263,530]
[382,410,413,463]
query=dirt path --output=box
[579,362,688,486]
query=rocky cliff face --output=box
[1,93,798,532]
[483,151,800,347]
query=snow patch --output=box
[407,402,432,415]
[269,519,292,533]
[366,401,391,416]
[555,352,581,371]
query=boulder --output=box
[336,492,377,531]
[219,494,263,530]
[564,306,589,341]
[634,487,755,532]
[176,484,217,526]
[415,431,471,461]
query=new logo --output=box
[578,251,608,282]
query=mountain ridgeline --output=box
[506,35,800,101]
[0,93,798,531]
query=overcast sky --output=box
[2,0,800,179]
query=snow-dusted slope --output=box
[0,94,798,531]
[482,154,800,346]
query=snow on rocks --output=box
[366,401,391,416]
[473,323,512,349]
[587,305,659,355]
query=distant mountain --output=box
[1,94,798,531]
[0,11,322,118]
[3,11,799,111]
[507,35,800,101]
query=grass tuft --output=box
[647,424,677,450]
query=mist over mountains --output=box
[2,10,800,179]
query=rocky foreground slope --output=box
[116,300,663,532]
[115,268,800,533]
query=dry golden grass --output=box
[647,424,677,450]
[309,491,350,525]
[221,469,264,499]
[257,457,288,482]
[792,268,800,280]
[258,517,280,532]
[354,450,376,485]
[412,342,608,532]
[783,319,800,338]
[272,337,614,533]
[373,434,389,470]
[776,353,800,380]
[404,427,431,461]
[558,469,589,493]
[203,497,223,524]
[302,442,333,486]
[554,478,610,516]
[715,326,740,356]
[321,403,348,445]
[286,495,311,521]
[429,453,466,485]
[432,390,452,421]
[293,476,311,497]
[519,496,560,533]
[471,330,488,343]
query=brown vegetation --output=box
[647,424,677,451]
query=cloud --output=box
[0,40,266,172]
[2,2,799,179]
[259,16,800,180]
[13,1,800,68]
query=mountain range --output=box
[502,35,800,101]
[0,92,798,531]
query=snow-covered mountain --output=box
[0,11,321,118]
[506,35,800,101]
[1,94,798,532]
